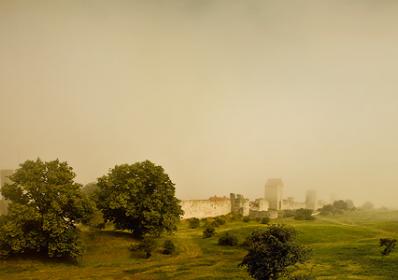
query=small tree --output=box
[97,161,183,238]
[218,232,238,246]
[380,238,396,257]
[130,235,157,258]
[214,216,226,226]
[162,239,176,255]
[203,225,216,238]
[294,209,315,220]
[188,218,200,229]
[240,224,310,280]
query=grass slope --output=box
[1,210,398,279]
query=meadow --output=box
[1,210,398,280]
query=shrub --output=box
[380,238,396,256]
[260,217,270,224]
[162,240,176,255]
[218,232,238,246]
[294,209,315,220]
[229,213,243,221]
[240,224,311,280]
[203,225,216,238]
[281,209,296,218]
[188,218,200,229]
[243,216,250,223]
[130,236,157,258]
[214,216,226,226]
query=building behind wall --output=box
[265,178,283,210]
[305,190,317,210]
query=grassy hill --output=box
[1,210,398,279]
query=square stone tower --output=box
[265,178,284,210]
[305,190,317,210]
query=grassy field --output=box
[1,210,398,280]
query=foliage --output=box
[361,201,374,210]
[380,238,396,256]
[294,209,315,220]
[218,232,238,246]
[281,210,296,218]
[239,224,310,280]
[129,235,157,258]
[97,160,183,238]
[0,200,8,216]
[228,213,243,221]
[0,159,94,259]
[81,182,99,198]
[203,225,216,238]
[214,216,226,226]
[162,239,176,255]
[188,217,200,229]
[243,216,250,223]
[260,217,270,224]
[319,200,355,216]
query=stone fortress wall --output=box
[181,178,323,220]
[181,196,231,219]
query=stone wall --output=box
[181,196,231,219]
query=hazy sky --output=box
[1,0,398,207]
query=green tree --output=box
[240,224,310,280]
[294,209,315,220]
[97,160,183,238]
[0,159,94,259]
[202,225,216,238]
[0,199,8,216]
[188,217,200,229]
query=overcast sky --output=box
[1,0,398,207]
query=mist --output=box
[1,0,398,207]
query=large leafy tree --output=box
[0,159,94,259]
[97,160,183,238]
[240,224,310,280]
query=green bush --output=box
[260,217,270,224]
[294,209,315,220]
[203,225,216,238]
[214,216,226,226]
[380,238,396,256]
[162,239,176,255]
[240,224,311,280]
[243,216,250,223]
[188,218,200,229]
[129,236,157,258]
[218,232,238,246]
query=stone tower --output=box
[305,190,317,210]
[230,193,250,216]
[264,178,284,210]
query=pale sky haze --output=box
[1,0,398,207]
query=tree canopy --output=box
[240,224,310,280]
[97,160,183,238]
[0,159,94,259]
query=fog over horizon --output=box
[1,1,398,207]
